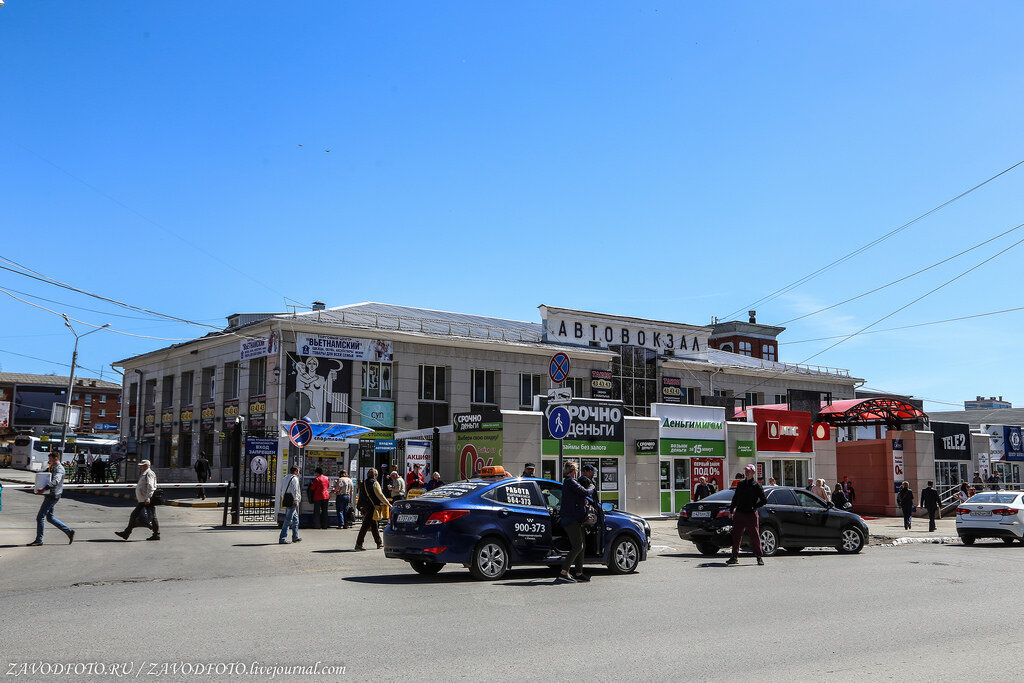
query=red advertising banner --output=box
[690,457,724,493]
[748,408,813,453]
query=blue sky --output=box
[2,2,1023,410]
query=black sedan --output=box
[677,486,869,556]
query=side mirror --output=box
[601,502,614,512]
[826,501,834,509]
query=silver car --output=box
[956,491,1024,545]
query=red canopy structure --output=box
[733,397,927,429]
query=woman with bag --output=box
[832,483,852,510]
[897,481,915,530]
[355,468,389,551]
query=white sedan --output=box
[956,491,1024,545]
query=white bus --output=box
[11,435,118,471]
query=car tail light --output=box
[716,509,731,518]
[424,547,447,554]
[678,509,688,518]
[424,510,470,525]
[991,508,1018,516]
[956,508,971,516]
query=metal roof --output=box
[701,348,853,379]
[0,372,121,390]
[926,407,1024,429]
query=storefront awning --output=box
[733,398,927,429]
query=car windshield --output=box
[699,490,734,503]
[967,492,1020,504]
[416,482,489,500]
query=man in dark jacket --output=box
[556,461,591,584]
[194,452,211,500]
[727,464,768,565]
[921,480,941,532]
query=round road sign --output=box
[289,419,313,448]
[549,352,571,384]
[548,406,572,440]
[249,455,268,475]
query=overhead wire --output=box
[722,157,1024,320]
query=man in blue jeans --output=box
[28,451,75,546]
[279,466,302,544]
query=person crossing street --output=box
[27,451,75,546]
[727,464,768,566]
[115,460,160,541]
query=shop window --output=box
[161,376,174,406]
[471,369,497,406]
[223,362,240,400]
[519,373,542,408]
[683,387,698,404]
[363,361,392,399]
[419,365,447,401]
[762,344,776,361]
[180,371,195,406]
[611,345,658,417]
[201,367,216,402]
[738,341,752,357]
[248,357,267,398]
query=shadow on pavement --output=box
[343,573,478,585]
[312,549,346,553]
[232,543,278,547]
[85,539,127,543]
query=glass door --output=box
[768,459,809,487]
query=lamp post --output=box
[60,317,110,454]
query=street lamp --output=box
[60,316,110,453]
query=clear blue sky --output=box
[2,2,1023,410]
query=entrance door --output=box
[660,458,692,513]
[992,462,1021,489]
[769,459,809,487]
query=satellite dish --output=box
[284,392,311,420]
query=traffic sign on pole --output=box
[289,419,313,448]
[547,387,572,405]
[548,406,571,440]
[549,352,571,384]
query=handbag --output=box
[151,488,166,506]
[281,475,296,508]
[373,503,390,521]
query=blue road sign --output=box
[548,406,572,440]
[289,419,313,448]
[549,352,571,384]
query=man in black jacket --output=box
[727,464,768,565]
[194,452,211,500]
[921,480,941,532]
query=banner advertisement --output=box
[179,407,193,433]
[361,400,395,430]
[540,398,625,456]
[240,331,279,361]
[1005,426,1024,462]
[652,404,726,457]
[0,400,10,429]
[661,376,683,404]
[748,408,813,454]
[932,422,972,461]
[248,396,266,432]
[690,457,724,493]
[454,410,503,479]
[160,409,173,434]
[224,399,240,420]
[143,410,155,434]
[284,353,352,423]
[635,439,658,454]
[245,436,279,458]
[893,439,905,481]
[200,402,216,430]
[405,439,432,474]
[296,333,394,362]
[982,424,1005,460]
[600,458,618,491]
[591,370,613,400]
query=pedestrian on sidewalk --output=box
[310,467,330,529]
[424,472,445,491]
[405,464,425,491]
[727,464,768,566]
[279,466,301,544]
[811,479,829,502]
[921,481,941,532]
[897,481,915,530]
[831,483,851,510]
[355,469,389,551]
[333,470,354,529]
[555,460,590,584]
[387,471,406,503]
[194,451,211,500]
[116,460,160,541]
[956,482,970,505]
[27,451,74,546]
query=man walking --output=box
[727,464,768,566]
[279,466,302,544]
[921,480,941,532]
[194,451,211,500]
[310,467,330,529]
[115,460,160,541]
[333,469,354,529]
[27,451,74,546]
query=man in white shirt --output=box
[279,466,302,544]
[115,460,160,541]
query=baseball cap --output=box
[139,460,151,467]
[582,464,596,472]
[744,464,756,472]
[524,462,536,469]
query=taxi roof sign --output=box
[479,466,510,479]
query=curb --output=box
[878,536,961,546]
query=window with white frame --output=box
[472,369,497,406]
[180,371,195,406]
[568,377,584,398]
[762,344,776,361]
[99,393,106,403]
[774,393,787,405]
[223,362,240,400]
[520,373,542,408]
[363,361,393,399]
[248,357,267,398]
[418,365,447,401]
[738,341,752,356]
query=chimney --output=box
[999,396,1003,401]
[748,310,757,324]
[312,301,326,311]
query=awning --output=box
[733,397,927,428]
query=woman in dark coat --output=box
[897,481,915,530]
[831,484,850,510]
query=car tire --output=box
[961,536,975,545]
[836,526,865,553]
[758,526,780,557]
[608,535,641,574]
[409,560,444,575]
[1003,537,1016,545]
[469,537,509,580]
[695,542,720,556]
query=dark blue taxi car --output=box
[382,468,651,580]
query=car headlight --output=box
[633,518,650,536]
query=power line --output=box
[781,305,1024,345]
[723,157,1024,320]
[778,220,1024,325]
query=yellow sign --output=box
[40,435,50,442]
[407,488,425,499]
[306,450,345,459]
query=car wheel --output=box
[782,546,805,554]
[1003,537,1016,545]
[961,536,975,545]
[409,560,444,575]
[695,542,720,556]
[836,526,865,553]
[469,537,509,580]
[608,535,641,574]
[758,526,780,557]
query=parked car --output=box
[956,491,1024,545]
[383,467,651,580]
[677,486,868,556]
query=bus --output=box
[11,435,118,471]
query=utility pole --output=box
[60,316,109,453]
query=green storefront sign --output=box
[540,398,625,457]
[659,438,725,457]
[454,410,503,479]
[736,439,755,458]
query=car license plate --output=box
[396,514,418,524]
[691,511,711,518]
[972,510,992,517]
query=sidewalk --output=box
[0,468,222,508]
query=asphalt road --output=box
[0,486,1017,681]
